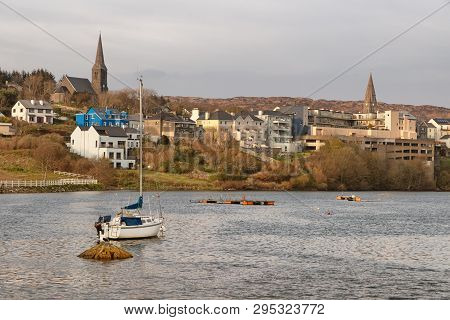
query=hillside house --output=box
[145,112,197,142]
[232,111,265,148]
[70,126,136,169]
[11,100,54,124]
[196,110,234,133]
[428,118,450,140]
[75,107,128,127]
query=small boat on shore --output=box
[336,195,361,202]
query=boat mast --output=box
[139,78,143,198]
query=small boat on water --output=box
[94,79,165,240]
[336,195,361,202]
[191,196,275,206]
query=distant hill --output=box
[166,96,450,122]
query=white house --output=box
[428,118,450,140]
[125,127,140,149]
[70,126,137,169]
[11,100,54,124]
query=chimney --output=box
[205,112,210,120]
[258,110,263,116]
[191,108,199,120]
[39,100,44,106]
[30,100,35,105]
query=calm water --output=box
[0,191,449,299]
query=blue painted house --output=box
[75,107,129,127]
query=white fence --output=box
[0,179,98,188]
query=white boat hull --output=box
[103,219,163,240]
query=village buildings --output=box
[51,34,107,103]
[70,126,136,169]
[144,111,197,142]
[11,99,54,124]
[51,75,96,104]
[232,111,265,148]
[75,107,128,127]
[195,110,234,133]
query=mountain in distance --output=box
[166,96,450,122]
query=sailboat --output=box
[94,79,165,240]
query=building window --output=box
[95,141,98,148]
[71,139,74,145]
[20,108,23,112]
[116,152,121,160]
[116,162,121,168]
[109,152,114,159]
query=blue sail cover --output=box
[122,196,143,210]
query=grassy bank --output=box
[0,184,103,194]
[114,170,220,191]
[0,149,62,180]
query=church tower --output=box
[363,73,377,114]
[92,34,108,94]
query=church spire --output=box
[363,73,377,114]
[95,33,106,67]
[92,33,108,94]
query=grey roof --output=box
[147,112,195,123]
[66,76,96,94]
[125,128,139,134]
[440,135,450,140]
[279,105,306,114]
[433,118,450,125]
[234,111,263,122]
[92,126,128,137]
[128,114,140,121]
[198,110,234,121]
[426,122,437,128]
[399,112,417,120]
[18,100,53,110]
[252,110,286,117]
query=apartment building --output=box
[232,111,265,148]
[145,112,197,142]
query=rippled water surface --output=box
[0,191,449,299]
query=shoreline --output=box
[0,185,447,194]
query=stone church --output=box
[51,34,108,104]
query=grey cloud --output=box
[0,0,449,107]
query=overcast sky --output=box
[1,0,449,107]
